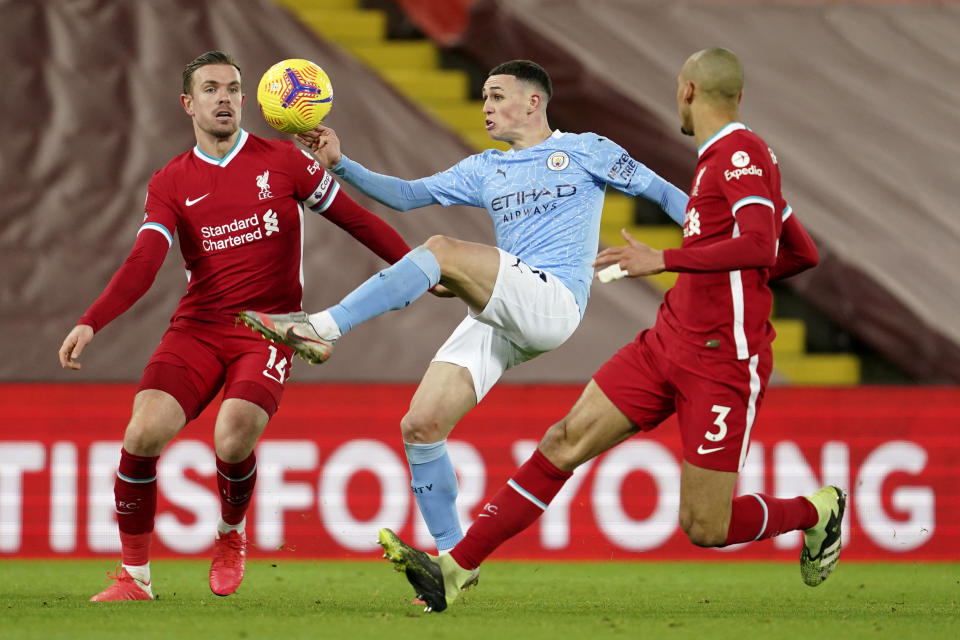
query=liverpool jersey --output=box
[143,129,339,323]
[657,123,789,359]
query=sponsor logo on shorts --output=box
[510,257,548,283]
[696,444,725,455]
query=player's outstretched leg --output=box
[239,310,335,364]
[378,528,478,612]
[89,565,154,602]
[800,485,846,586]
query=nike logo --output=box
[696,444,725,455]
[286,327,327,345]
[185,193,210,206]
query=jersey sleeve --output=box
[769,206,818,281]
[291,147,334,203]
[78,180,174,332]
[577,135,646,189]
[332,154,437,211]
[140,170,179,246]
[419,153,485,208]
[288,145,411,262]
[663,203,777,272]
[576,134,688,224]
[286,146,342,214]
[717,140,777,217]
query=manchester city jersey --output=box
[420,130,666,315]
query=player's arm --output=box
[637,175,689,226]
[59,228,170,369]
[769,207,818,281]
[332,156,437,211]
[663,203,777,272]
[317,186,412,264]
[297,125,437,211]
[585,135,688,225]
[594,204,777,277]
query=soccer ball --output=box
[257,59,333,134]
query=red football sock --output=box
[216,452,257,526]
[450,449,571,570]
[724,493,818,546]
[115,448,158,566]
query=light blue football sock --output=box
[328,245,441,336]
[404,440,463,552]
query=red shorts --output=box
[138,317,295,421]
[593,329,772,472]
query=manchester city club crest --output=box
[547,151,569,171]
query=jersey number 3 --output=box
[705,405,731,442]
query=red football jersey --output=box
[143,130,339,323]
[657,123,788,359]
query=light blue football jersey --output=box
[420,130,678,316]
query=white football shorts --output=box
[433,248,582,402]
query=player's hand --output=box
[428,283,456,298]
[59,324,94,370]
[593,228,665,277]
[296,125,342,169]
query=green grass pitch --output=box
[1,559,957,639]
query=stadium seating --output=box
[275,0,508,151]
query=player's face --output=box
[676,72,694,137]
[183,64,244,139]
[481,75,532,142]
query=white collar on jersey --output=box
[192,128,249,167]
[697,122,748,157]
[504,129,565,154]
